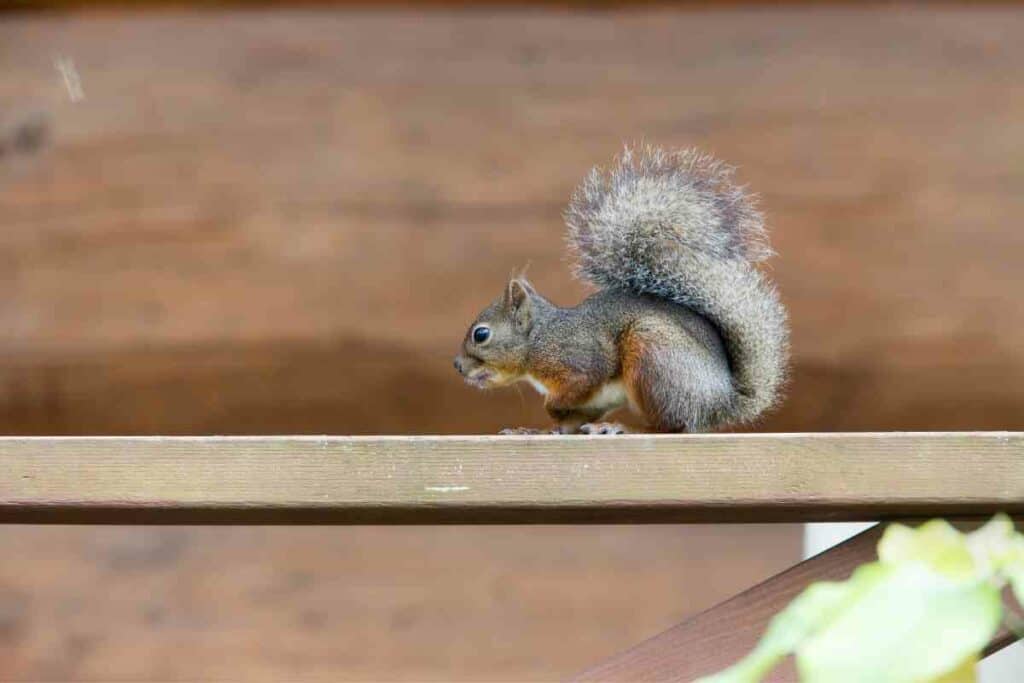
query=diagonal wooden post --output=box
[573,522,1020,682]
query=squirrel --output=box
[453,146,789,434]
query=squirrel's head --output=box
[454,278,539,390]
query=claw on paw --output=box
[579,422,628,435]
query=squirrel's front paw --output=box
[499,427,556,435]
[579,422,628,435]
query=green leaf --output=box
[878,520,975,579]
[966,514,1017,575]
[796,564,1001,683]
[696,517,1017,683]
[966,514,1024,603]
[931,656,978,683]
[694,565,887,683]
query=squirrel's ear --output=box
[506,279,533,331]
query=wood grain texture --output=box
[1,433,1022,524]
[2,7,1024,436]
[574,523,1021,682]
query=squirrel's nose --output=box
[453,357,464,374]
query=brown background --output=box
[1,3,1023,680]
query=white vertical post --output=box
[802,522,876,560]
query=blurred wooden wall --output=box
[1,4,1022,681]
[3,7,1023,436]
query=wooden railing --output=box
[2,432,1022,680]
[2,433,1022,524]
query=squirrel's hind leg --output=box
[622,328,735,433]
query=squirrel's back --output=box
[564,146,789,426]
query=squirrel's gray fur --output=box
[564,146,789,425]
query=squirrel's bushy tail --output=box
[564,146,789,425]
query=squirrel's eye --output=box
[472,325,491,344]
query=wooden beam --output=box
[0,433,1022,524]
[573,523,1020,682]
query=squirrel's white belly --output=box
[524,375,550,396]
[523,376,626,414]
[582,380,627,413]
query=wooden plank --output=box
[1,433,1022,524]
[574,523,1021,682]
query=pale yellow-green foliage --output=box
[698,516,1024,683]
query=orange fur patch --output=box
[620,328,650,417]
